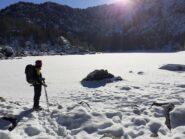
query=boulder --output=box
[81,69,123,88]
[82,69,114,81]
[159,64,185,72]
[152,102,175,130]
[0,97,5,102]
[170,106,185,128]
[1,46,14,57]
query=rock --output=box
[1,46,14,57]
[58,105,63,109]
[120,87,131,91]
[170,106,185,128]
[159,64,185,72]
[82,69,114,81]
[137,71,144,75]
[152,102,175,130]
[81,69,123,88]
[111,76,123,82]
[0,97,5,102]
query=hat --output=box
[35,60,42,67]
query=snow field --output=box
[0,52,185,138]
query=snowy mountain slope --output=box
[0,52,185,138]
[0,0,185,52]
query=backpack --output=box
[25,64,35,84]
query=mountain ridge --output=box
[0,0,185,54]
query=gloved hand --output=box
[42,83,47,87]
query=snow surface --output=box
[0,52,185,139]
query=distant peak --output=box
[11,1,36,6]
[41,1,61,6]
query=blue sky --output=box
[0,0,115,9]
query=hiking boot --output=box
[33,106,43,111]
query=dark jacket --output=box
[33,66,43,85]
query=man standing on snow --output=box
[32,60,47,111]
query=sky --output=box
[0,0,117,9]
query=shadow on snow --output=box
[0,108,33,131]
[81,79,112,88]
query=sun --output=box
[113,0,133,6]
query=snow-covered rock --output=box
[81,69,122,88]
[159,64,185,71]
[170,105,185,128]
[0,97,5,102]
[1,46,14,57]
[82,69,114,81]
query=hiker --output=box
[32,60,47,110]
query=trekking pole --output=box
[43,80,50,112]
[44,86,50,112]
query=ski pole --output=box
[44,86,50,112]
[42,80,50,112]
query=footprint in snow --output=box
[24,126,41,136]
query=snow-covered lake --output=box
[0,52,185,139]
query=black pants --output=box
[33,84,42,108]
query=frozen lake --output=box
[0,52,184,98]
[1,52,185,139]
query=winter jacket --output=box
[33,67,43,85]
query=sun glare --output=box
[113,0,133,6]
